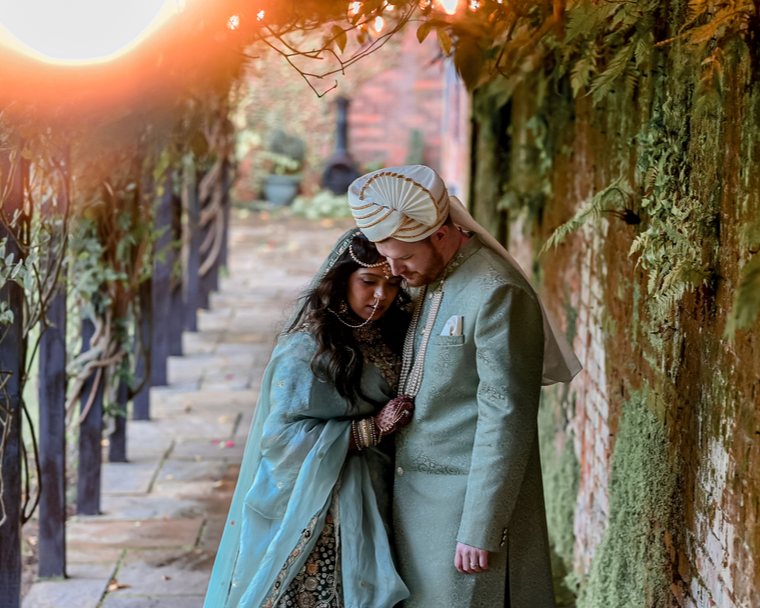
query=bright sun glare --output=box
[0,0,181,66]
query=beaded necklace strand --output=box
[328,298,379,329]
[398,279,446,397]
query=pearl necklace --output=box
[398,279,446,398]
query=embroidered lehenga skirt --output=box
[277,512,343,608]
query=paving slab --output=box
[101,597,204,608]
[67,520,202,549]
[22,212,348,607]
[171,439,246,461]
[102,462,158,495]
[67,548,125,564]
[22,564,115,608]
[106,549,213,597]
[95,495,205,521]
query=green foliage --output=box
[538,387,580,568]
[405,130,424,166]
[291,189,352,219]
[725,219,760,336]
[630,106,717,318]
[541,176,634,253]
[576,390,682,608]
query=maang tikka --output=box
[349,236,393,279]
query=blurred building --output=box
[347,27,470,200]
[235,26,470,204]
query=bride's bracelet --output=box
[351,417,380,450]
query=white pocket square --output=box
[441,315,464,336]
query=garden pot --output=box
[264,174,301,206]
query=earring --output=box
[339,300,349,315]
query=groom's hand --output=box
[455,542,489,574]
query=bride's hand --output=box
[375,395,414,436]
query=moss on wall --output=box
[467,4,760,602]
[577,390,681,608]
[538,386,581,606]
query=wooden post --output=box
[197,169,212,311]
[76,318,104,516]
[208,164,224,294]
[132,278,152,420]
[0,148,26,608]
[108,380,128,462]
[220,162,230,271]
[184,167,200,332]
[169,192,184,356]
[150,170,173,387]
[37,148,69,578]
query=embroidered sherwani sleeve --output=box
[456,283,544,552]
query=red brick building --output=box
[235,26,470,202]
[347,27,470,199]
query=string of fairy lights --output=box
[224,0,506,37]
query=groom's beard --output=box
[402,246,445,287]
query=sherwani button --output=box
[396,467,404,477]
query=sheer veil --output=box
[203,228,389,608]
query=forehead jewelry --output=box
[349,242,393,279]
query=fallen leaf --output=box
[107,579,132,592]
[218,415,231,424]
[162,575,172,581]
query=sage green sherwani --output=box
[394,235,555,608]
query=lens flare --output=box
[0,0,178,65]
[436,0,460,15]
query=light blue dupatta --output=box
[203,232,408,608]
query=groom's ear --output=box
[431,224,451,247]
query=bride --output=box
[204,229,413,608]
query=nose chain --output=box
[328,298,380,329]
[398,278,445,398]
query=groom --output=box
[349,166,580,607]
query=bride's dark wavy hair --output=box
[286,232,411,405]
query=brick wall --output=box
[348,28,445,173]
[469,66,760,607]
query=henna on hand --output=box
[375,394,414,436]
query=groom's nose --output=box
[387,259,405,276]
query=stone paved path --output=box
[23,212,353,608]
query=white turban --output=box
[349,165,582,385]
[348,165,450,242]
